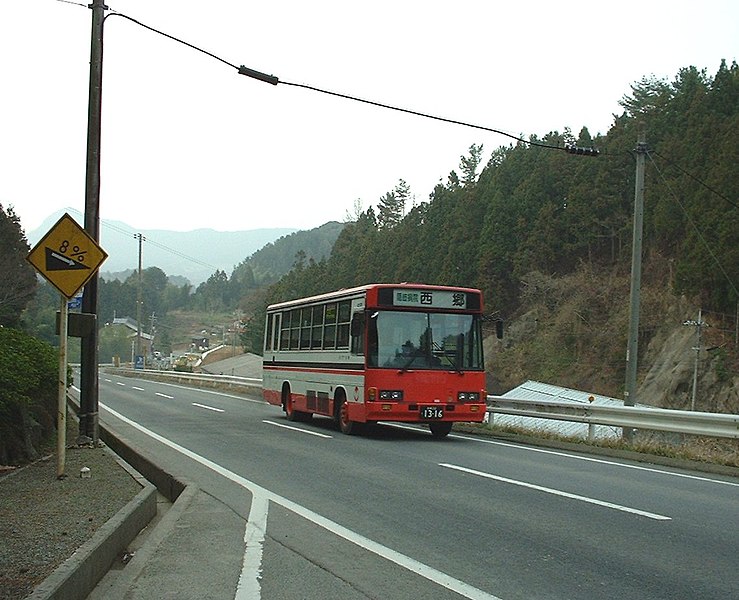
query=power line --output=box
[64,207,219,271]
[104,11,600,156]
[652,150,738,210]
[647,153,739,298]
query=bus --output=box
[262,283,494,438]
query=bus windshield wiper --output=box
[398,354,416,373]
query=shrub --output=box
[0,327,58,464]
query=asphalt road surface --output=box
[94,372,739,600]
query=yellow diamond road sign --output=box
[27,213,108,299]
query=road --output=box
[95,371,739,599]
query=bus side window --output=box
[367,312,379,366]
[323,303,337,349]
[273,313,281,352]
[350,312,364,355]
[265,314,273,352]
[336,301,351,348]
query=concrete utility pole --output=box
[683,309,706,411]
[623,130,647,439]
[79,0,107,443]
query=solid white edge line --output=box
[440,463,672,521]
[262,420,333,438]
[192,402,225,413]
[236,492,269,599]
[100,403,502,600]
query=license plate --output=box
[420,406,444,419]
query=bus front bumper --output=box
[361,401,487,424]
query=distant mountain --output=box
[27,209,296,286]
[233,221,346,284]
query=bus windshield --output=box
[367,310,483,371]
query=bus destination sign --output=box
[393,289,466,310]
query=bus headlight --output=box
[379,390,403,401]
[457,391,480,402]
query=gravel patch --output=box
[0,421,142,600]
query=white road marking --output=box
[193,402,225,413]
[116,382,126,386]
[236,493,269,599]
[440,463,672,521]
[447,432,739,488]
[132,386,145,391]
[101,404,502,600]
[263,420,333,438]
[388,423,739,489]
[155,392,174,399]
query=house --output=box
[110,317,154,356]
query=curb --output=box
[29,398,189,600]
[89,483,199,600]
[26,481,157,600]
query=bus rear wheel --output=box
[429,422,453,438]
[284,387,310,422]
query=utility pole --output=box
[623,129,647,439]
[79,0,107,444]
[135,233,144,364]
[683,309,706,411]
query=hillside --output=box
[256,63,738,413]
[485,254,739,413]
[231,221,345,285]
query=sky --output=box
[2,0,737,237]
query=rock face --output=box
[485,286,738,415]
[638,308,738,413]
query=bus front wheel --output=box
[336,395,359,435]
[429,422,452,438]
[285,392,298,421]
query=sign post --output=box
[56,296,68,479]
[27,213,107,478]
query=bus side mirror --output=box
[351,313,364,337]
[496,320,504,340]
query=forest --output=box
[253,63,738,350]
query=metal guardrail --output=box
[111,368,263,394]
[108,368,739,439]
[487,396,739,439]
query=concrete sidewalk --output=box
[86,483,247,600]
[30,398,247,600]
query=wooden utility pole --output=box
[136,233,144,363]
[79,0,106,443]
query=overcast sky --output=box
[2,0,737,236]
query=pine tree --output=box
[0,204,37,327]
[459,143,484,186]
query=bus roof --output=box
[266,283,482,312]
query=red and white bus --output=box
[262,283,490,437]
